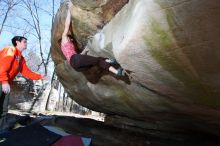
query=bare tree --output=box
[39,0,56,70]
[44,0,59,111]
[19,0,59,76]
[45,69,56,110]
[0,0,20,35]
[4,24,34,36]
[1,0,72,112]
[20,0,49,75]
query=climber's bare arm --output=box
[62,1,73,43]
[80,46,89,55]
[62,2,73,43]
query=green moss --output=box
[144,16,219,108]
[154,0,169,9]
[113,87,138,112]
[165,8,177,31]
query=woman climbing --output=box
[59,2,125,76]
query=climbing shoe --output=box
[116,68,125,76]
[106,58,119,65]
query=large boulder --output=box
[51,0,220,137]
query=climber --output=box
[60,2,125,76]
[0,36,47,130]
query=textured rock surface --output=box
[9,76,92,115]
[51,0,220,137]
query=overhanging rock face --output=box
[51,0,220,136]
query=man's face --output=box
[16,39,27,51]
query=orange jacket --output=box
[0,46,43,84]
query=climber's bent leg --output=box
[70,54,111,70]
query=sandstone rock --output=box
[51,0,220,137]
[9,76,91,115]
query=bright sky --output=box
[0,0,60,48]
[0,0,61,75]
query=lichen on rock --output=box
[51,0,220,138]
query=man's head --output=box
[11,36,27,51]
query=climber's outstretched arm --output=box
[62,10,71,43]
[62,2,72,43]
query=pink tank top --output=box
[61,40,77,63]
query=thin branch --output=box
[4,24,38,37]
[0,0,20,35]
[36,6,53,17]
[52,0,55,23]
[45,69,56,110]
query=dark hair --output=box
[58,34,75,45]
[11,36,27,47]
[58,38,62,44]
[58,35,79,53]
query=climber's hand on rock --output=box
[80,47,89,55]
[2,82,10,94]
[67,1,73,8]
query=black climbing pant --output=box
[70,54,111,71]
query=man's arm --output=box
[20,58,43,80]
[0,47,16,84]
[0,56,14,84]
[0,47,16,93]
[0,57,13,94]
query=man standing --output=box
[0,36,46,130]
